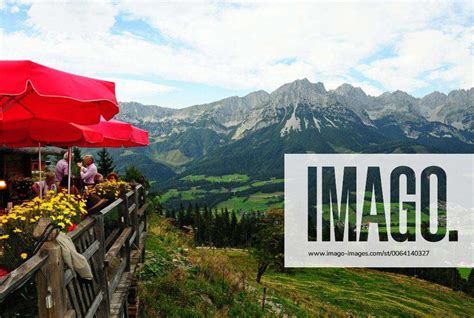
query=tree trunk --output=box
[256,262,269,283]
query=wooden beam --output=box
[110,272,132,318]
[108,259,127,296]
[84,291,103,318]
[105,228,131,265]
[68,217,95,241]
[137,203,149,218]
[99,198,123,216]
[0,253,48,302]
[127,203,136,215]
[36,241,67,318]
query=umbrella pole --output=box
[38,142,42,199]
[67,147,72,194]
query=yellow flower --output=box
[0,234,9,240]
[58,222,65,228]
[13,228,22,233]
[20,253,28,260]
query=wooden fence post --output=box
[36,241,67,318]
[92,214,111,318]
[119,194,131,272]
[132,190,140,248]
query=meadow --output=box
[140,215,474,317]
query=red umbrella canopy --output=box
[0,119,104,147]
[71,118,149,148]
[0,60,118,125]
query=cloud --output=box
[23,0,117,35]
[358,28,473,91]
[107,78,177,103]
[0,0,472,106]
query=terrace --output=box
[0,181,148,318]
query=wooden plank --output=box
[65,309,77,318]
[108,258,127,296]
[100,198,123,216]
[78,235,94,305]
[128,203,137,215]
[137,203,148,217]
[84,291,103,318]
[139,232,148,252]
[71,274,87,317]
[64,269,74,286]
[125,190,134,199]
[105,228,121,249]
[82,240,100,260]
[105,227,131,265]
[129,231,137,248]
[0,253,48,301]
[92,214,111,318]
[110,272,132,318]
[66,282,82,317]
[69,217,96,241]
[138,221,145,236]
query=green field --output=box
[217,249,474,317]
[215,192,284,212]
[251,178,284,187]
[160,187,207,202]
[160,176,285,209]
[181,173,250,183]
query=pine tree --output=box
[465,270,474,296]
[72,147,82,163]
[203,206,213,244]
[230,211,239,246]
[97,148,116,176]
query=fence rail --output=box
[0,184,148,318]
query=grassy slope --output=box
[222,249,474,318]
[141,216,474,317]
[139,216,266,317]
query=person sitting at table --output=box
[77,155,97,186]
[55,151,72,186]
[94,173,104,184]
[32,173,57,197]
[107,172,119,182]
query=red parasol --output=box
[0,119,103,147]
[0,119,105,196]
[0,60,118,125]
[70,118,149,148]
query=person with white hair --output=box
[55,151,73,185]
[78,154,97,185]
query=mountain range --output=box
[113,79,473,195]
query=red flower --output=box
[67,224,77,232]
[0,267,9,278]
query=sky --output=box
[0,0,472,108]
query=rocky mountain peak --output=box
[270,78,327,106]
[334,83,368,100]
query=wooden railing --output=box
[0,184,148,318]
